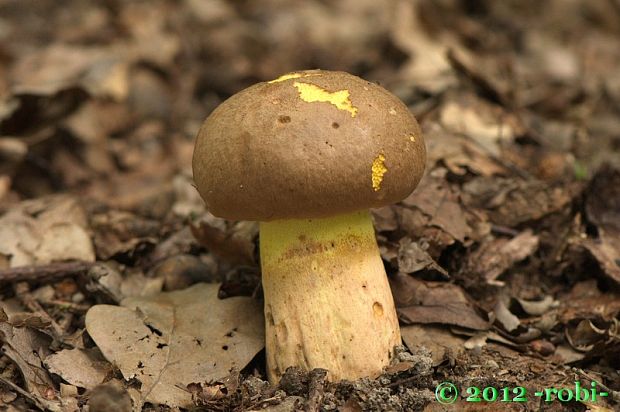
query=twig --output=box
[14,282,65,339]
[490,224,520,237]
[0,375,48,411]
[41,300,90,313]
[572,367,620,402]
[0,261,93,284]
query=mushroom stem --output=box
[260,210,401,383]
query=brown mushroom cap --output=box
[193,70,426,221]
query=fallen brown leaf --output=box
[0,310,60,411]
[0,195,94,267]
[464,230,539,285]
[44,348,110,390]
[390,273,489,331]
[583,166,620,284]
[85,283,264,408]
[190,213,257,266]
[401,324,466,366]
[396,237,448,276]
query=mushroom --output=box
[193,70,426,383]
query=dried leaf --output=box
[516,296,557,316]
[465,230,539,285]
[463,333,488,351]
[402,174,478,245]
[401,325,466,366]
[424,128,506,177]
[0,195,94,267]
[35,222,95,264]
[558,280,620,323]
[390,1,456,92]
[152,254,216,291]
[44,348,110,389]
[493,300,521,333]
[440,100,515,156]
[391,273,489,331]
[396,237,448,276]
[10,44,126,99]
[0,321,60,410]
[565,319,608,350]
[190,213,257,266]
[583,239,620,284]
[553,344,585,364]
[85,283,264,408]
[171,173,206,218]
[462,177,574,227]
[371,207,398,232]
[90,210,159,260]
[119,271,164,299]
[583,166,620,284]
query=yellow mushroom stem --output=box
[260,210,401,383]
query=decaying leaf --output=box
[390,273,489,331]
[44,348,110,390]
[371,207,399,232]
[171,173,206,218]
[464,230,539,285]
[190,213,258,266]
[119,271,164,299]
[583,166,620,284]
[516,296,557,316]
[85,283,264,408]
[439,99,515,157]
[462,177,574,227]
[424,128,507,177]
[401,325,466,366]
[558,280,620,324]
[402,174,473,244]
[0,195,94,267]
[396,237,447,276]
[493,299,521,333]
[152,254,216,292]
[0,314,60,411]
[90,210,159,260]
[390,0,456,92]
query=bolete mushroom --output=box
[193,70,425,383]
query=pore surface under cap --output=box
[193,70,426,221]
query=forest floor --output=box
[0,0,619,411]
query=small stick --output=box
[0,375,49,411]
[0,261,93,284]
[572,367,620,402]
[14,282,65,339]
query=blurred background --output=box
[1,0,619,209]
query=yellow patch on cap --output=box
[409,134,416,142]
[293,82,358,117]
[371,153,387,191]
[268,72,320,84]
